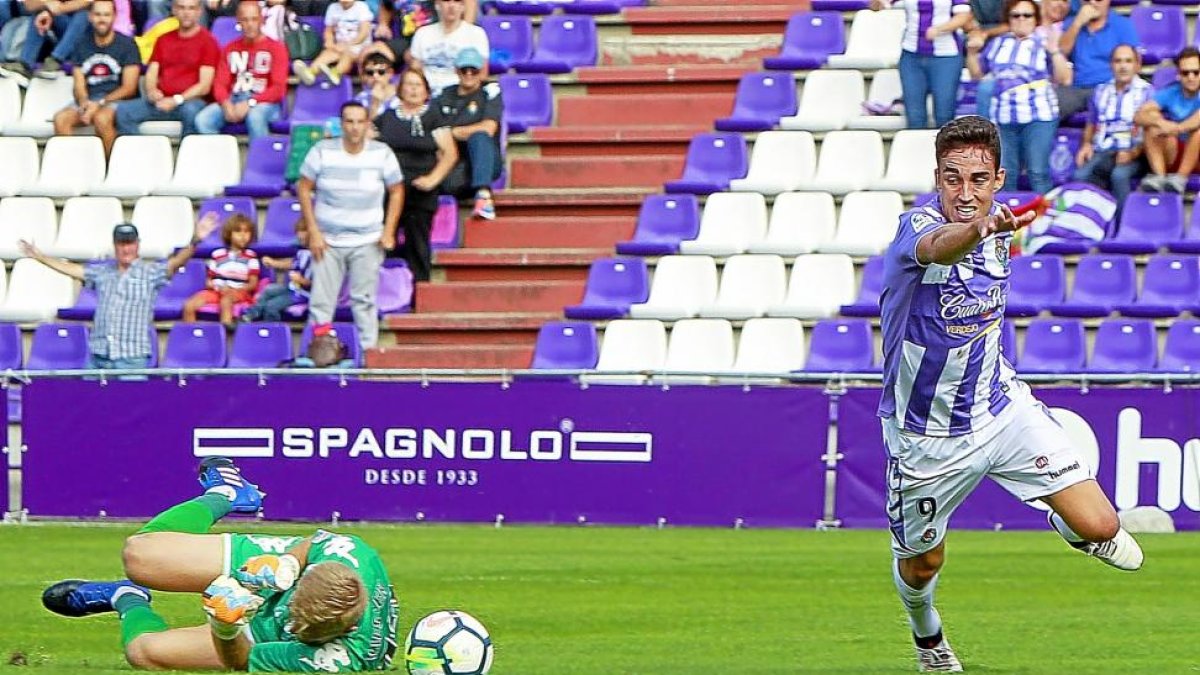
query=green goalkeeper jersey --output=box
[243,530,399,672]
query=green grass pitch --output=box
[2,523,1197,673]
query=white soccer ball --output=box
[404,609,493,675]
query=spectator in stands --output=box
[194,0,287,139]
[115,0,219,137]
[53,0,139,158]
[242,221,313,322]
[17,217,217,370]
[870,0,972,130]
[966,0,1070,194]
[182,213,261,327]
[0,0,94,83]
[1134,47,1200,193]
[291,0,373,86]
[377,69,458,281]
[408,0,488,96]
[1074,44,1151,207]
[359,0,477,70]
[434,47,501,220]
[354,52,401,119]
[1058,0,1139,120]
[298,101,405,351]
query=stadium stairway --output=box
[370,1,808,369]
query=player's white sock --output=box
[1048,512,1084,543]
[893,558,942,639]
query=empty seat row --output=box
[487,0,645,16]
[1011,254,1200,319]
[1018,318,1200,374]
[480,14,598,73]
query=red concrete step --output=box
[435,248,609,282]
[623,6,795,35]
[416,279,585,313]
[367,344,534,369]
[528,126,701,157]
[576,64,751,95]
[463,216,635,249]
[555,93,734,128]
[511,155,684,189]
[494,188,653,218]
[383,312,554,345]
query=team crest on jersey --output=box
[911,212,937,233]
[1035,455,1049,469]
[920,528,938,544]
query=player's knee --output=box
[900,549,943,586]
[122,534,155,584]
[123,636,162,670]
[1076,511,1121,542]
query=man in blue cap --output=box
[433,46,503,220]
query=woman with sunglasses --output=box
[966,0,1072,193]
[374,69,458,281]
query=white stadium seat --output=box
[767,254,856,319]
[699,254,787,320]
[92,135,175,197]
[0,258,77,322]
[848,68,907,131]
[747,191,836,256]
[154,134,241,198]
[0,197,57,259]
[679,192,768,256]
[3,77,73,137]
[729,131,815,195]
[139,121,183,137]
[730,318,807,377]
[0,78,20,133]
[819,190,904,256]
[659,318,735,384]
[43,197,124,260]
[132,196,195,258]
[826,9,904,70]
[780,70,865,132]
[873,129,938,193]
[584,319,668,385]
[0,137,39,197]
[24,136,106,198]
[630,255,718,320]
[806,130,885,195]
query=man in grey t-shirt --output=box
[298,101,405,351]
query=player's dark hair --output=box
[935,116,1002,171]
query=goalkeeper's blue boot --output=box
[198,456,265,514]
[42,580,150,617]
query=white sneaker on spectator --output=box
[1140,173,1169,192]
[1166,174,1188,194]
[292,59,315,86]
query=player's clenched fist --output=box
[235,553,301,592]
[203,575,265,639]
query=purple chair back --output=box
[1090,319,1157,372]
[376,264,414,314]
[1101,192,1183,253]
[764,11,845,70]
[211,16,243,46]
[842,255,885,313]
[481,15,534,71]
[516,15,597,73]
[257,197,303,257]
[1131,5,1185,65]
[196,197,258,256]
[1007,255,1066,315]
[0,323,22,370]
[225,135,290,198]
[616,194,701,255]
[1153,65,1177,90]
[300,322,361,366]
[228,323,293,368]
[162,322,228,368]
[155,260,209,320]
[1132,254,1200,312]
[1072,255,1138,306]
[499,73,553,132]
[57,286,99,321]
[564,257,649,319]
[289,77,354,124]
[664,132,749,194]
[1020,319,1086,373]
[715,72,798,132]
[532,321,599,369]
[1160,319,1200,371]
[28,323,90,370]
[492,0,557,15]
[804,319,875,372]
[431,196,460,248]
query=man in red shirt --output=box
[194,1,288,139]
[114,0,218,136]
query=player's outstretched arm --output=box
[204,576,263,671]
[916,206,1036,265]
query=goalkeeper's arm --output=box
[210,627,253,671]
[204,576,264,671]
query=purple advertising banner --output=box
[837,387,1200,531]
[22,379,829,527]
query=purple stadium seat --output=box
[616,194,701,256]
[811,0,869,9]
[1090,318,1158,373]
[228,323,293,368]
[491,0,556,15]
[57,287,98,321]
[1117,254,1200,317]
[1001,320,1017,367]
[804,319,876,372]
[27,323,89,370]
[154,259,208,320]
[563,257,649,319]
[1131,6,1185,65]
[763,12,845,71]
[663,132,748,195]
[1097,192,1182,254]
[839,255,884,317]
[482,16,534,72]
[1050,255,1136,317]
[0,323,22,370]
[1006,255,1065,317]
[162,322,227,368]
[431,196,459,249]
[196,197,257,256]
[995,191,1040,210]
[1019,318,1085,373]
[572,0,645,14]
[499,74,552,133]
[1159,319,1200,371]
[210,16,242,47]
[514,15,598,74]
[1167,197,1200,253]
[256,197,303,257]
[1153,65,1177,90]
[225,135,289,198]
[715,72,798,132]
[299,322,361,366]
[269,77,353,134]
[298,16,325,35]
[531,320,599,369]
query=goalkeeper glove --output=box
[202,575,264,640]
[235,553,301,592]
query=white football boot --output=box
[914,632,964,672]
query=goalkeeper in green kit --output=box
[41,458,399,672]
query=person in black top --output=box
[375,68,458,282]
[433,46,503,221]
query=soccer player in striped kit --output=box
[877,116,1144,672]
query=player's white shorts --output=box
[881,382,1093,558]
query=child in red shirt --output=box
[182,214,261,327]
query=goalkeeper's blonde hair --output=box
[289,562,368,644]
